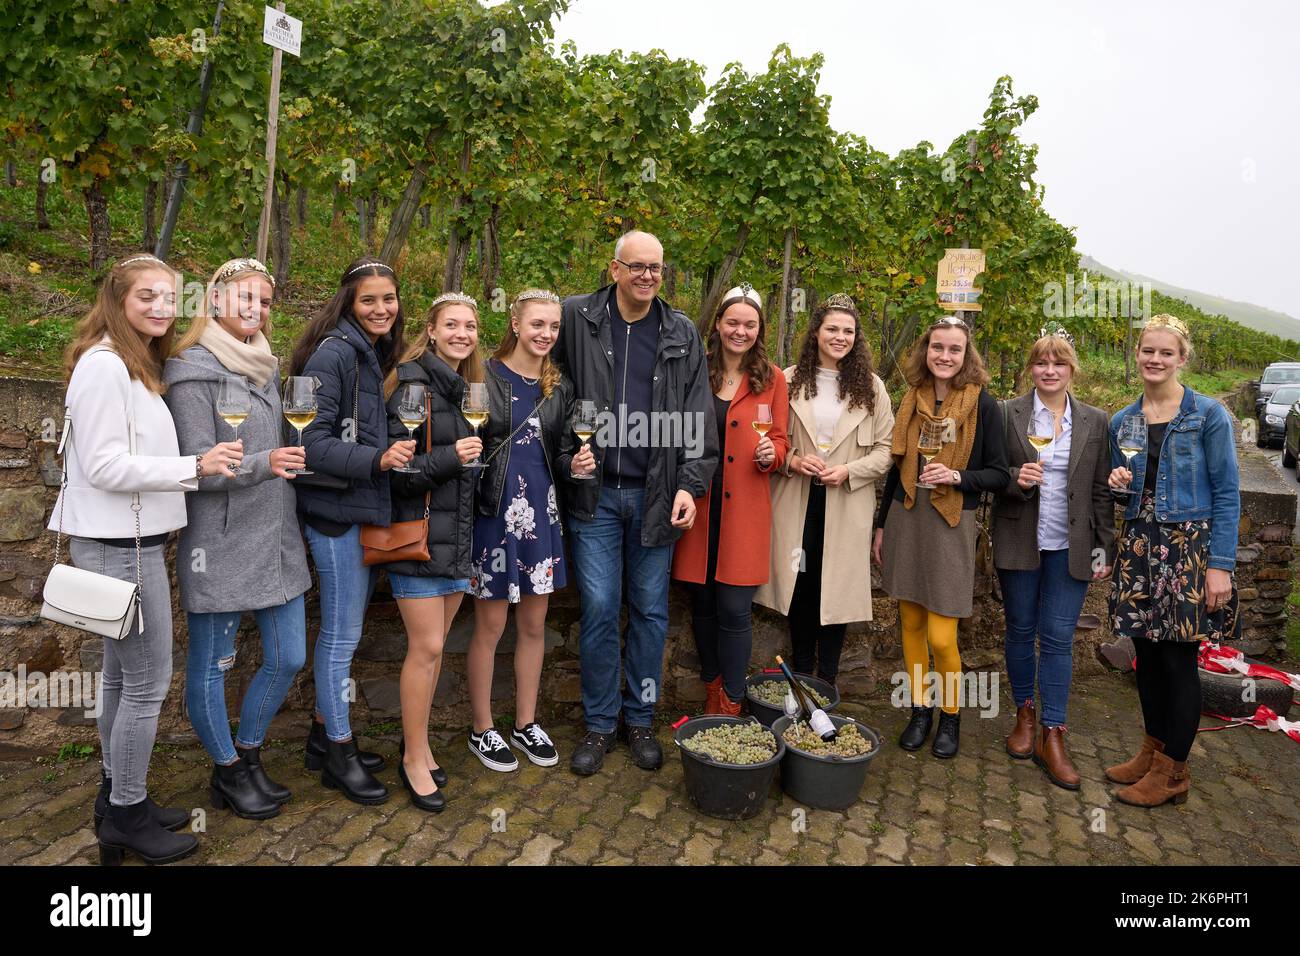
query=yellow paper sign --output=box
[937,248,985,311]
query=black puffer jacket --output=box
[383,351,475,579]
[478,358,580,519]
[554,285,718,547]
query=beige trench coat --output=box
[754,369,895,625]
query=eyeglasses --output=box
[930,314,971,331]
[614,259,664,278]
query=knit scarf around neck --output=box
[890,380,981,527]
[198,322,278,389]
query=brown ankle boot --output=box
[1116,750,1190,807]
[1105,734,1164,784]
[716,685,743,717]
[1006,701,1036,759]
[1033,725,1081,790]
[703,676,723,715]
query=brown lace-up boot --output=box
[1006,701,1036,759]
[1105,734,1164,784]
[1116,750,1190,807]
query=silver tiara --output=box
[119,255,168,269]
[931,313,971,330]
[1039,322,1075,345]
[721,284,762,309]
[824,292,857,312]
[513,289,560,306]
[346,261,395,279]
[431,291,478,310]
[214,257,274,288]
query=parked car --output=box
[1284,397,1300,470]
[1255,362,1300,416]
[1258,385,1300,449]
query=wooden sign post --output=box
[255,3,301,264]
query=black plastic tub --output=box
[772,715,880,811]
[673,716,785,820]
[745,671,840,728]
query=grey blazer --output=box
[992,391,1116,581]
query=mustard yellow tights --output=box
[899,599,961,714]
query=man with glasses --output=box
[555,230,718,775]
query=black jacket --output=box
[554,285,718,547]
[478,358,580,519]
[383,351,475,579]
[296,318,391,527]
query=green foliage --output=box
[56,742,95,762]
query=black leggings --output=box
[1133,638,1201,762]
[787,482,847,684]
[685,581,757,701]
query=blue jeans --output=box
[304,524,376,741]
[997,548,1089,727]
[186,596,307,764]
[568,486,673,733]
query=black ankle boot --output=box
[210,759,281,819]
[898,706,934,751]
[236,745,291,805]
[98,799,199,866]
[93,770,189,834]
[932,711,961,759]
[322,738,389,806]
[305,720,384,772]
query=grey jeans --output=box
[69,537,174,807]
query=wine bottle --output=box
[775,655,836,741]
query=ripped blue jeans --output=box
[185,596,307,764]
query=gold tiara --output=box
[1144,313,1189,338]
[824,293,857,312]
[213,257,275,288]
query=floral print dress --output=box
[470,361,566,602]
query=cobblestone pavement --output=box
[1,673,1296,866]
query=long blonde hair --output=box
[174,258,276,355]
[64,254,179,394]
[383,296,485,399]
[493,293,563,398]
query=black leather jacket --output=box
[553,285,718,547]
[477,358,579,519]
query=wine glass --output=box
[282,376,317,475]
[1026,408,1055,490]
[461,382,489,469]
[394,383,427,474]
[811,422,834,486]
[752,403,773,463]
[571,399,597,481]
[217,378,251,476]
[1115,413,1146,498]
[915,419,947,489]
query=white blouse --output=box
[48,342,197,538]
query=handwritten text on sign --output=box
[263,6,302,57]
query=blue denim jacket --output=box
[1109,386,1240,572]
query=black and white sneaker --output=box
[511,723,559,767]
[469,728,518,772]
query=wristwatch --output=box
[951,469,960,484]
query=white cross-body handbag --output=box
[39,410,144,640]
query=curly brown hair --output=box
[788,298,876,413]
[902,317,991,390]
[705,294,773,396]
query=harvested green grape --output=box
[782,720,873,757]
[747,678,830,709]
[682,723,778,765]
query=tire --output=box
[1283,444,1296,469]
[1199,659,1293,719]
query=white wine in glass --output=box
[915,419,946,489]
[217,378,251,476]
[282,376,318,475]
[572,399,597,480]
[462,382,489,469]
[752,403,773,463]
[1115,413,1146,497]
[394,383,427,474]
[1027,410,1055,488]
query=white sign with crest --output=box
[262,6,301,57]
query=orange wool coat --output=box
[671,366,790,586]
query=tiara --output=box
[213,257,275,288]
[345,260,395,279]
[1039,321,1074,345]
[513,289,560,306]
[431,291,478,310]
[824,293,858,312]
[721,283,763,310]
[1144,313,1189,337]
[118,255,168,269]
[930,313,971,331]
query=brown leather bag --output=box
[361,396,431,566]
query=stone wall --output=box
[1,376,1293,754]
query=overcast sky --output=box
[552,0,1297,316]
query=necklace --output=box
[502,358,540,386]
